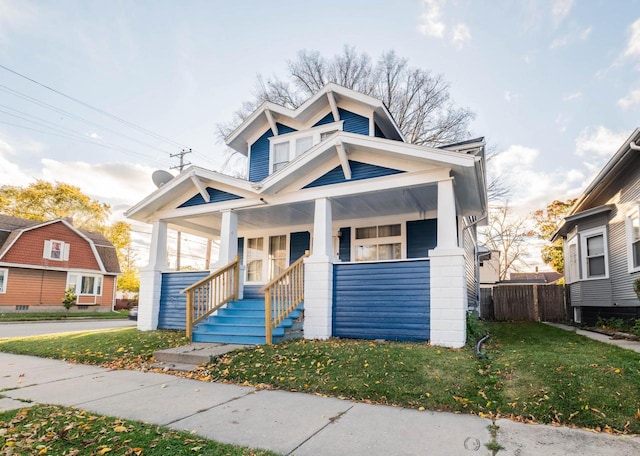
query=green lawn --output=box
[0,405,278,455]
[0,310,129,322]
[1,323,639,434]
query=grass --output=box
[1,323,639,434]
[0,327,187,368]
[0,310,129,322]
[0,404,278,455]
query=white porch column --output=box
[429,178,467,348]
[138,220,168,331]
[212,210,238,268]
[304,197,334,339]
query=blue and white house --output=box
[126,83,487,348]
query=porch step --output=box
[192,299,303,345]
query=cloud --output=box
[555,114,570,132]
[624,18,640,58]
[452,23,471,49]
[87,132,104,140]
[417,0,446,38]
[0,138,31,186]
[550,26,592,49]
[562,92,582,101]
[575,126,631,157]
[618,89,640,109]
[551,0,574,27]
[504,90,519,102]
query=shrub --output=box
[61,288,77,310]
[466,312,488,344]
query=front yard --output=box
[0,323,638,434]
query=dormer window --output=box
[269,121,344,173]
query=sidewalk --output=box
[1,353,639,455]
[544,322,640,353]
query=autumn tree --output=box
[218,46,474,146]
[0,180,110,231]
[480,204,535,280]
[533,198,577,273]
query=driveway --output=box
[0,319,136,339]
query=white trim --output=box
[243,232,291,285]
[0,268,7,293]
[579,226,608,280]
[565,234,579,284]
[351,222,405,262]
[189,173,211,203]
[625,205,640,273]
[66,271,104,296]
[0,262,118,275]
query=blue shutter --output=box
[406,219,437,258]
[289,231,310,263]
[339,227,351,262]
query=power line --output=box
[0,63,190,149]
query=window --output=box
[354,224,402,262]
[43,240,69,261]
[580,227,608,279]
[67,273,103,296]
[565,236,579,283]
[626,209,640,272]
[0,268,7,293]
[246,238,264,282]
[269,121,344,173]
[269,235,286,279]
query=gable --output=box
[1,221,102,271]
[313,108,369,136]
[249,123,297,183]
[179,187,244,208]
[304,160,404,189]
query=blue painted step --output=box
[192,299,303,345]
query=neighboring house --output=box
[126,83,488,348]
[501,271,562,285]
[0,215,120,311]
[552,128,640,325]
[479,247,500,288]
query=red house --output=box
[0,215,120,311]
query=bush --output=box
[61,288,77,310]
[466,312,488,344]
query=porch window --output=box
[269,235,287,279]
[66,273,103,296]
[246,238,264,282]
[625,208,640,272]
[580,227,608,279]
[295,136,313,157]
[0,268,7,293]
[355,224,402,262]
[273,143,290,172]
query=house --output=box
[552,128,640,325]
[126,83,488,348]
[501,271,562,285]
[0,215,120,311]
[479,247,500,288]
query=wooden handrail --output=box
[261,250,308,345]
[181,256,239,341]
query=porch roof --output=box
[125,134,487,238]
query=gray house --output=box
[553,128,640,325]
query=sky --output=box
[0,0,639,269]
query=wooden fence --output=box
[482,284,567,322]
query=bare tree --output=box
[480,204,535,280]
[217,46,474,147]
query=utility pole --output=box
[170,149,192,270]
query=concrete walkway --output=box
[544,322,640,353]
[1,353,638,455]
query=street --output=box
[0,319,137,339]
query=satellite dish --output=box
[152,170,174,188]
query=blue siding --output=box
[313,109,368,135]
[333,260,430,341]
[340,108,369,135]
[339,227,351,262]
[179,188,243,208]
[406,219,437,258]
[374,123,384,138]
[158,271,209,330]
[305,160,404,188]
[289,231,310,263]
[248,123,297,182]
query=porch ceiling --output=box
[169,184,438,235]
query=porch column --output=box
[429,178,467,348]
[138,220,168,331]
[304,197,334,339]
[213,210,238,267]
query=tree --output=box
[533,198,577,273]
[218,46,474,147]
[481,204,535,280]
[0,180,110,232]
